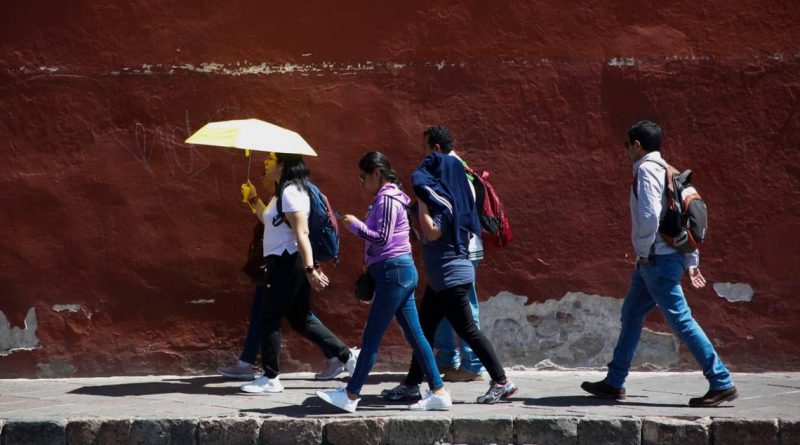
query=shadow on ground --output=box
[68,373,409,398]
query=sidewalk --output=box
[1,370,798,444]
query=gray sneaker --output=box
[218,363,256,380]
[380,383,421,401]
[315,357,346,380]
[476,379,518,404]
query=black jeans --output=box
[259,251,349,378]
[405,283,506,385]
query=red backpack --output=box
[464,165,512,247]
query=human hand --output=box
[241,180,258,204]
[688,267,706,289]
[308,269,330,291]
[342,214,359,226]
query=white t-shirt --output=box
[262,184,311,256]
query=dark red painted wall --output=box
[1,1,799,376]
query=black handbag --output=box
[242,221,270,286]
[354,272,375,303]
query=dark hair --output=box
[628,120,662,152]
[359,151,403,190]
[276,152,310,192]
[423,126,454,153]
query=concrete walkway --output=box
[1,370,798,444]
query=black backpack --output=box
[635,160,707,253]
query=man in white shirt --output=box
[581,120,738,407]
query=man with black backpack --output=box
[580,120,738,407]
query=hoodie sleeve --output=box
[349,195,398,247]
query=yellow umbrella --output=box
[184,118,318,158]
[185,118,318,208]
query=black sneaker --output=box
[689,386,738,407]
[380,384,421,401]
[476,379,518,404]
[580,380,626,400]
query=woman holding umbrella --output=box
[236,151,358,393]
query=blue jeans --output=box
[433,260,485,374]
[347,254,444,395]
[240,286,264,364]
[606,253,733,390]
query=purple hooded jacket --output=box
[348,183,412,267]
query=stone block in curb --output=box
[388,416,452,445]
[453,416,514,445]
[515,416,578,445]
[259,418,324,445]
[130,419,197,445]
[577,417,641,445]
[3,420,67,445]
[198,418,262,445]
[67,419,132,445]
[780,419,800,445]
[324,418,389,445]
[712,418,779,445]
[642,417,709,445]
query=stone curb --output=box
[1,416,799,444]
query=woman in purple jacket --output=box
[316,152,450,413]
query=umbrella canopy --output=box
[184,118,318,156]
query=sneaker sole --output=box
[241,387,284,394]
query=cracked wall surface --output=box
[480,292,679,369]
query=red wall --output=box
[1,0,799,376]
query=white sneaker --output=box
[315,357,346,380]
[408,390,452,411]
[240,376,283,394]
[316,387,359,413]
[345,348,360,377]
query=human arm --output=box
[418,199,443,241]
[285,210,330,291]
[242,180,267,223]
[346,196,398,246]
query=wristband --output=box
[305,266,315,274]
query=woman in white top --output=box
[237,152,356,394]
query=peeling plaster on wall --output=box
[0,308,40,356]
[188,299,215,304]
[14,54,794,79]
[713,282,754,302]
[480,292,679,369]
[52,304,81,313]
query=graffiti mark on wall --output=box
[0,308,39,356]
